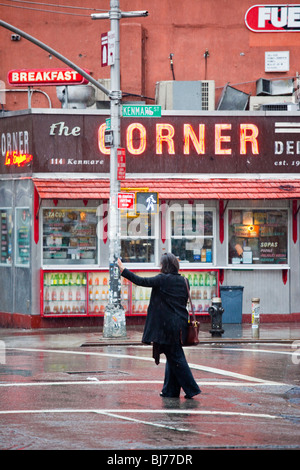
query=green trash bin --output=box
[220,286,244,324]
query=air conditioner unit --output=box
[249,95,297,111]
[256,78,294,96]
[155,80,215,111]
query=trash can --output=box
[220,286,244,324]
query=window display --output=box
[41,270,130,316]
[43,271,87,315]
[41,269,218,317]
[120,212,156,263]
[15,208,30,266]
[0,209,13,265]
[43,208,98,265]
[228,209,288,265]
[171,206,214,263]
[184,271,218,313]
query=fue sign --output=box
[245,4,300,32]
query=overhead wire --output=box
[7,0,108,11]
[0,0,109,17]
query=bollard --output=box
[251,297,260,338]
[208,297,224,338]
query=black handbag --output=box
[183,278,200,346]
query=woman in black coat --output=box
[117,253,201,399]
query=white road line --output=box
[95,411,211,435]
[0,380,286,388]
[0,408,279,420]
[6,346,285,385]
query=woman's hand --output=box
[117,258,124,273]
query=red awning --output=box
[33,178,300,200]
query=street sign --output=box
[122,104,161,118]
[117,192,135,210]
[101,31,115,66]
[117,148,126,180]
[136,192,159,213]
[104,129,113,147]
[101,33,108,67]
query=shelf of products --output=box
[42,209,97,264]
[41,269,219,317]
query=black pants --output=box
[160,343,201,398]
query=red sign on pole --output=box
[7,68,89,86]
[117,148,126,180]
[117,193,135,210]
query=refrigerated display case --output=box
[40,269,219,317]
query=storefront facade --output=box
[0,108,300,328]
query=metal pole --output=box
[92,1,148,337]
[103,0,125,337]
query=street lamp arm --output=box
[0,19,111,97]
[91,10,148,20]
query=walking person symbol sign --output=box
[136,192,159,213]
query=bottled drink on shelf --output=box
[51,288,57,301]
[95,289,99,301]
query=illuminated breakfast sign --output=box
[245,4,300,32]
[7,68,89,86]
[1,114,300,174]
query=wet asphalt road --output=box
[0,325,300,452]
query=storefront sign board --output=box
[1,112,300,175]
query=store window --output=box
[120,212,157,263]
[228,209,288,265]
[15,208,31,267]
[170,204,215,263]
[0,209,13,265]
[42,208,98,265]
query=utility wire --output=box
[6,0,108,11]
[0,2,108,17]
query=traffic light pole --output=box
[92,1,148,337]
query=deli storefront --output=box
[0,108,300,328]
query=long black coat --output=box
[121,268,190,345]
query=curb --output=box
[81,337,299,347]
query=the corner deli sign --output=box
[245,4,300,32]
[7,68,89,86]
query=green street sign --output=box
[122,104,161,118]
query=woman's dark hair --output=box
[160,253,180,274]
